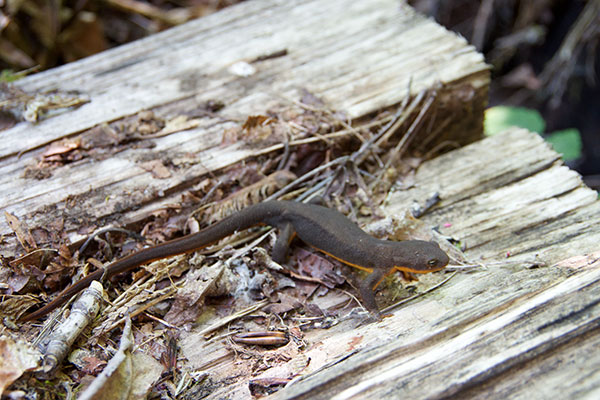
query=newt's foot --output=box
[401,271,419,282]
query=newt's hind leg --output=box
[271,222,296,264]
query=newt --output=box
[21,200,449,322]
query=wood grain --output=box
[3,0,598,399]
[0,0,488,256]
[261,128,600,400]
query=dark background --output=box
[409,0,599,189]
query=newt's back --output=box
[264,201,383,269]
[263,200,448,274]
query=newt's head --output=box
[390,240,449,273]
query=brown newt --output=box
[21,200,449,321]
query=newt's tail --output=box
[20,202,280,322]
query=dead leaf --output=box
[159,334,178,372]
[139,160,172,179]
[0,337,41,397]
[42,139,81,158]
[8,248,57,269]
[242,115,275,132]
[69,349,107,375]
[0,294,40,320]
[221,126,243,145]
[197,170,296,225]
[7,274,30,293]
[263,293,303,315]
[163,263,225,325]
[78,319,163,400]
[294,249,345,289]
[4,212,36,251]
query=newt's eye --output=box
[427,259,439,267]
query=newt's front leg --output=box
[359,268,385,317]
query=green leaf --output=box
[545,129,582,161]
[0,69,30,83]
[484,106,546,136]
